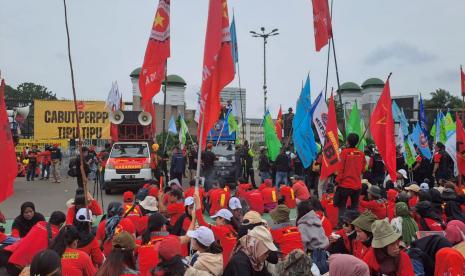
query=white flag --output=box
[194,92,201,123]
[105,81,121,112]
[311,92,328,144]
[445,131,458,176]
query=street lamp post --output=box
[250,27,279,115]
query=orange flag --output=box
[275,105,283,141]
[320,94,340,180]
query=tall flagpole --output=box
[162,62,168,152]
[232,10,246,143]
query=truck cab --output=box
[103,141,152,194]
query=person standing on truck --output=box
[202,143,216,191]
[170,146,185,184]
[50,144,63,183]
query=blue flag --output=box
[230,15,239,66]
[168,116,178,134]
[419,95,428,136]
[392,101,409,136]
[411,123,432,159]
[293,75,318,168]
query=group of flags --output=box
[167,114,190,149]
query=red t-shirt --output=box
[352,239,370,260]
[245,190,265,214]
[279,186,296,209]
[96,218,136,256]
[66,200,103,225]
[321,193,339,227]
[61,248,97,276]
[166,202,185,227]
[359,199,387,219]
[315,211,333,237]
[78,238,104,267]
[433,152,441,163]
[292,181,310,201]
[138,234,178,276]
[336,148,366,190]
[270,225,304,256]
[363,248,414,276]
[184,187,206,201]
[208,188,230,215]
[123,203,142,231]
[196,209,237,267]
[418,218,444,231]
[261,187,278,205]
[408,195,418,208]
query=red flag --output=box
[275,105,283,141]
[198,0,235,149]
[370,77,396,181]
[320,94,340,180]
[0,79,17,203]
[110,123,118,142]
[139,0,170,109]
[456,114,465,176]
[311,0,332,52]
[461,66,465,96]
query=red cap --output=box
[123,191,135,203]
[149,187,159,198]
[158,237,182,261]
[115,218,136,235]
[143,183,151,189]
[207,143,213,149]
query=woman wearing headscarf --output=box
[434,247,465,276]
[390,202,418,247]
[328,254,369,276]
[11,202,45,238]
[445,220,465,257]
[445,201,465,224]
[363,220,415,276]
[414,201,445,231]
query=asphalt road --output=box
[1,175,121,220]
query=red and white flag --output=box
[0,79,17,203]
[320,94,340,180]
[311,0,332,52]
[198,0,235,149]
[139,0,170,110]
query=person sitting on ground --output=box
[228,197,243,232]
[296,199,329,253]
[49,225,96,276]
[328,210,359,255]
[390,202,418,247]
[291,175,310,204]
[25,249,62,276]
[6,211,66,276]
[444,200,465,224]
[259,179,278,212]
[237,210,267,239]
[359,185,387,219]
[414,200,445,231]
[327,253,370,276]
[165,189,185,230]
[74,208,104,268]
[65,189,102,225]
[96,231,138,276]
[184,179,206,208]
[187,226,224,276]
[11,201,46,238]
[351,211,377,260]
[207,181,231,216]
[434,247,465,276]
[136,195,159,235]
[363,220,415,275]
[386,187,399,221]
[309,197,333,238]
[445,220,465,257]
[405,183,421,208]
[279,183,296,209]
[269,204,304,256]
[121,191,142,228]
[195,194,237,267]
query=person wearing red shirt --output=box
[269,204,304,256]
[320,190,339,227]
[279,184,296,209]
[49,225,97,276]
[206,182,231,216]
[195,195,237,267]
[184,179,206,207]
[386,189,398,221]
[414,200,445,231]
[65,190,103,225]
[351,211,377,260]
[309,198,333,237]
[122,191,142,229]
[291,175,310,203]
[363,220,414,276]
[236,179,253,198]
[259,179,278,212]
[5,211,66,275]
[405,184,420,208]
[11,201,46,238]
[328,210,359,254]
[74,208,104,268]
[96,231,139,276]
[359,185,387,219]
[136,196,159,235]
[335,133,366,225]
[165,189,185,228]
[38,147,51,180]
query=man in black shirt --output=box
[188,144,198,181]
[201,143,216,191]
[258,147,271,183]
[274,149,290,187]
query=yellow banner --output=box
[15,138,68,153]
[34,100,110,139]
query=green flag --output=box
[227,113,240,144]
[444,112,455,139]
[264,112,282,161]
[404,136,417,168]
[346,101,366,150]
[179,115,189,146]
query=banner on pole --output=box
[34,100,110,139]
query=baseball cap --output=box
[242,211,266,225]
[397,169,408,179]
[187,226,215,247]
[420,183,429,192]
[211,209,233,221]
[75,208,93,222]
[123,191,135,203]
[228,197,242,210]
[112,231,136,250]
[184,196,194,206]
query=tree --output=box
[424,89,462,110]
[5,82,56,102]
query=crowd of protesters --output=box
[1,132,465,275]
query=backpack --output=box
[276,249,313,276]
[67,157,78,177]
[311,248,329,274]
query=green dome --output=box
[361,78,384,88]
[162,74,186,87]
[130,67,141,78]
[338,82,361,93]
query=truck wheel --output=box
[105,188,112,195]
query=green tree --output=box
[5,82,56,102]
[424,89,461,110]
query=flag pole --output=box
[232,10,246,143]
[62,0,90,226]
[195,117,205,194]
[461,65,464,187]
[162,62,168,151]
[324,38,331,101]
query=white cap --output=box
[76,208,93,222]
[211,209,233,221]
[184,196,194,206]
[187,226,215,246]
[397,169,408,179]
[229,197,242,210]
[420,183,429,192]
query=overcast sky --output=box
[1,0,464,118]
